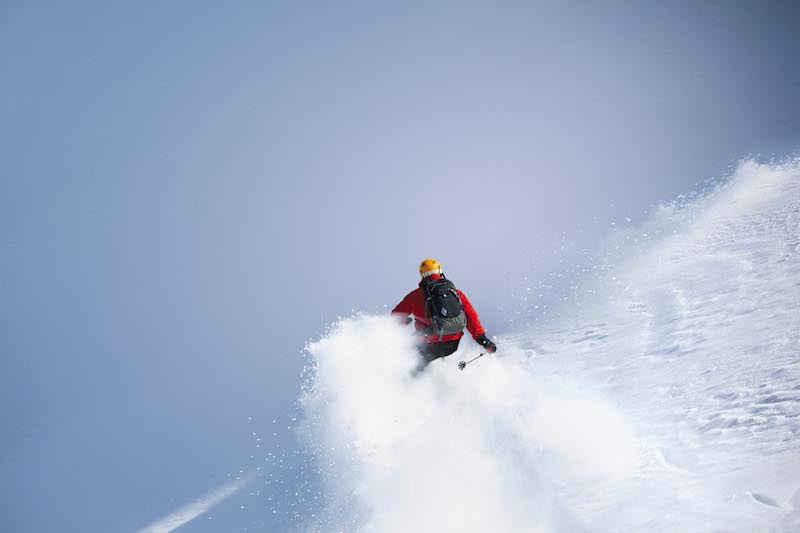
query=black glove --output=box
[476,334,497,353]
[395,315,412,325]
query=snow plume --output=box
[298,316,638,533]
[136,473,254,533]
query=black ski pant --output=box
[412,339,460,375]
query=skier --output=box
[392,258,496,372]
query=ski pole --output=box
[458,352,485,371]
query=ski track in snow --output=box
[297,159,800,533]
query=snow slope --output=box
[298,159,800,532]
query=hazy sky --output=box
[2,1,799,531]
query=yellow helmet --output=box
[419,258,442,278]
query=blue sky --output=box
[1,1,799,531]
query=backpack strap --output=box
[422,280,433,320]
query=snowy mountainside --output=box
[508,159,800,532]
[298,159,800,532]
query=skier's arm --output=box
[460,291,496,352]
[391,293,414,324]
[458,291,485,340]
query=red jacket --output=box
[392,274,485,343]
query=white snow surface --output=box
[299,159,800,532]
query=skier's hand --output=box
[476,334,497,353]
[394,314,412,325]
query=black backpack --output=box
[423,277,467,338]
